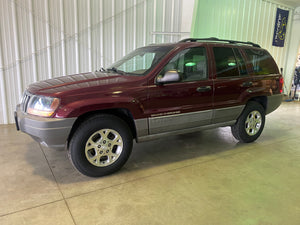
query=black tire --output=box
[68,114,133,177]
[231,101,265,143]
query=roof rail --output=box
[179,37,261,48]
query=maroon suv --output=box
[15,38,283,177]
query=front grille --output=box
[21,92,31,113]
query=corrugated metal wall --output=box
[1,0,297,124]
[0,0,183,124]
[191,0,294,92]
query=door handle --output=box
[242,81,253,87]
[196,86,211,92]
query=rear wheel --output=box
[231,101,265,143]
[68,114,133,177]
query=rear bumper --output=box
[15,104,77,150]
[266,94,283,114]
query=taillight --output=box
[279,77,284,93]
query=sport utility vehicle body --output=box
[15,38,283,177]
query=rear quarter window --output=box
[244,49,279,75]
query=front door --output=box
[145,47,214,134]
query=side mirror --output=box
[156,70,180,85]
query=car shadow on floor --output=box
[25,127,251,184]
[128,128,243,168]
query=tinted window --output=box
[244,49,278,75]
[160,47,207,82]
[233,48,248,76]
[213,47,239,78]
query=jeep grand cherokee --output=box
[15,38,283,177]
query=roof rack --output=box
[179,37,261,48]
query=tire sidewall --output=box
[69,115,133,177]
[234,101,266,143]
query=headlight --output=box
[27,95,60,117]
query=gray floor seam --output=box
[0,199,64,218]
[63,147,249,201]
[39,144,78,225]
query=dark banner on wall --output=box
[272,8,289,47]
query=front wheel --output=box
[231,101,265,143]
[68,114,133,177]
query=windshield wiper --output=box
[107,67,126,75]
[95,67,106,72]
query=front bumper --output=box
[15,104,77,150]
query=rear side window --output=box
[244,49,278,75]
[213,47,239,78]
[233,48,248,76]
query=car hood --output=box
[27,72,139,96]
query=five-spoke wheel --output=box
[85,129,123,167]
[245,110,262,136]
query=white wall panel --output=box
[0,0,182,124]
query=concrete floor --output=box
[0,101,300,225]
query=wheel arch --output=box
[248,96,267,111]
[231,100,266,143]
[67,108,137,148]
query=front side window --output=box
[108,46,173,76]
[244,49,279,75]
[213,47,239,78]
[159,47,208,82]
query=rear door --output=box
[212,47,253,123]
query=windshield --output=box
[107,45,173,76]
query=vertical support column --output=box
[244,0,252,41]
[122,0,126,56]
[181,0,194,39]
[100,0,104,67]
[229,0,234,40]
[254,0,262,43]
[112,0,115,63]
[88,0,92,71]
[266,4,273,51]
[143,0,147,46]
[133,0,137,71]
[60,0,67,76]
[260,1,267,47]
[234,0,242,40]
[133,0,137,49]
[283,9,295,94]
[45,0,53,79]
[162,0,166,43]
[74,0,80,73]
[143,0,147,68]
[0,32,8,124]
[250,0,258,42]
[153,0,156,43]
[170,0,175,42]
[29,0,38,82]
[11,0,23,97]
